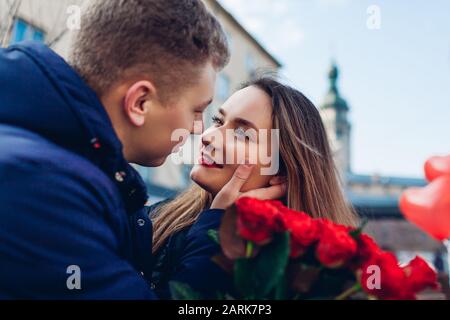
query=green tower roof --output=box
[321,62,349,112]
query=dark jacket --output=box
[149,206,230,299]
[0,41,224,300]
[0,41,155,299]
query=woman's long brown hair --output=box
[151,76,358,253]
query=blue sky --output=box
[220,0,450,178]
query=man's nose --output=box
[192,119,204,135]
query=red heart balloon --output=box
[424,155,450,182]
[400,176,450,241]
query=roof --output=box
[211,0,283,68]
[346,173,426,219]
[347,173,426,188]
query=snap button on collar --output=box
[115,171,126,182]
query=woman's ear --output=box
[123,80,157,127]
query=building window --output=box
[10,18,45,45]
[217,73,230,102]
[225,30,232,53]
[246,53,256,77]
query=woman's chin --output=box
[190,165,223,195]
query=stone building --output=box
[0,0,84,53]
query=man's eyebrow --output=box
[196,99,213,110]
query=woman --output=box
[149,76,358,299]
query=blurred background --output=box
[1,0,449,295]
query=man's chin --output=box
[149,157,167,167]
[135,156,167,168]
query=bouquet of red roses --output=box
[172,197,440,300]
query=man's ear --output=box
[123,81,157,127]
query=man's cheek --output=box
[177,114,194,133]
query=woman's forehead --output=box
[222,86,273,128]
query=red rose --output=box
[277,208,321,258]
[235,197,282,244]
[403,256,439,293]
[315,220,357,268]
[360,251,415,300]
[353,233,383,268]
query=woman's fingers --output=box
[241,183,287,201]
[210,165,254,209]
[225,165,254,192]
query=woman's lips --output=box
[199,153,224,169]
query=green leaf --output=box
[234,232,290,299]
[169,281,203,300]
[350,218,369,239]
[274,273,288,300]
[208,229,220,244]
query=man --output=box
[0,0,229,299]
[0,0,285,299]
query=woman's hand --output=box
[210,165,287,210]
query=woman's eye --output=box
[212,116,224,126]
[234,127,250,140]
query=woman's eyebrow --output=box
[234,117,258,130]
[219,108,258,130]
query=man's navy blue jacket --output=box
[0,42,225,299]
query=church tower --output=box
[320,61,352,178]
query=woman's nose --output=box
[202,127,223,150]
[201,130,212,148]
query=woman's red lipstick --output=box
[199,153,223,169]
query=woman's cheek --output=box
[190,165,233,195]
[222,139,249,179]
[240,165,272,193]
